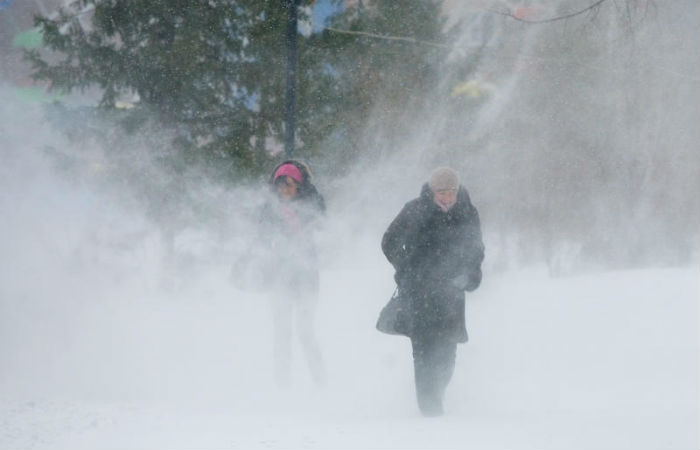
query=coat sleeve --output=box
[303,187,325,233]
[381,201,421,276]
[463,205,485,291]
[307,185,326,215]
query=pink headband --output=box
[273,163,303,183]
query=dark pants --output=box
[410,330,457,416]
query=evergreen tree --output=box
[26,0,324,175]
[26,0,449,175]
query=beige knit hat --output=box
[429,167,460,192]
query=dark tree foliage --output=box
[26,0,318,174]
[26,0,447,176]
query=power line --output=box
[324,26,449,48]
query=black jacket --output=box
[381,183,484,342]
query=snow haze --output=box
[1,1,699,449]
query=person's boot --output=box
[417,391,444,417]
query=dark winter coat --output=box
[381,183,484,343]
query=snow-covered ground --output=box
[1,247,697,449]
[0,88,697,450]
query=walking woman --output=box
[381,167,484,416]
[259,160,326,387]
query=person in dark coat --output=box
[258,160,326,387]
[381,167,484,416]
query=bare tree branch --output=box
[491,0,609,24]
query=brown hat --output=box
[429,167,460,192]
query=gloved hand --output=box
[451,268,482,292]
[451,274,469,290]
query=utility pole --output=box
[284,0,300,157]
